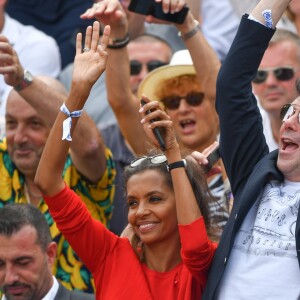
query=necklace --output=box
[24,183,42,204]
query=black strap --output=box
[167,159,187,172]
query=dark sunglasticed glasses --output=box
[253,66,296,84]
[160,92,205,110]
[130,60,167,75]
[280,103,300,123]
[130,154,167,168]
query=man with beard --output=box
[0,204,94,300]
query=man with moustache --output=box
[0,204,94,300]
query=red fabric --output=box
[44,184,217,300]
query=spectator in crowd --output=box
[0,204,94,299]
[81,0,231,237]
[101,33,173,234]
[0,0,61,115]
[252,28,300,151]
[79,0,174,235]
[0,36,115,293]
[34,21,218,299]
[200,0,300,298]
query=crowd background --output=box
[0,0,299,299]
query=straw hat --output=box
[137,49,196,101]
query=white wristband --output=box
[60,103,83,141]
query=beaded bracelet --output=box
[107,33,130,49]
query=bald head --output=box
[37,75,68,95]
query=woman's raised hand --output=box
[72,22,110,96]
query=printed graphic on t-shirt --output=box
[234,181,299,258]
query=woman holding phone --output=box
[35,18,217,300]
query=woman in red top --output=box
[35,18,218,300]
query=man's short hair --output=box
[270,28,300,60]
[0,204,52,251]
[271,28,300,45]
[130,33,173,53]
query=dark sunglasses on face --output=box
[253,66,296,84]
[280,103,300,123]
[160,92,205,110]
[130,60,167,75]
[130,154,167,168]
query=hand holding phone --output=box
[141,99,166,151]
[128,0,189,24]
[202,146,220,174]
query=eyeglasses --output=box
[253,66,296,84]
[280,103,300,123]
[130,60,167,75]
[130,154,167,168]
[160,92,205,110]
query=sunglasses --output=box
[130,60,167,75]
[130,154,167,168]
[280,103,300,123]
[253,66,295,84]
[160,92,205,110]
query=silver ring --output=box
[83,47,90,53]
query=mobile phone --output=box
[128,0,189,24]
[141,99,166,151]
[202,146,220,174]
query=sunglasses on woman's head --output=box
[280,103,300,124]
[160,92,205,110]
[253,66,295,84]
[130,154,167,168]
[130,60,167,75]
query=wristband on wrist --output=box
[60,103,83,141]
[167,159,187,172]
[178,20,201,41]
[107,33,130,49]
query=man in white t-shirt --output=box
[0,0,61,116]
[0,204,94,300]
[201,0,300,299]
